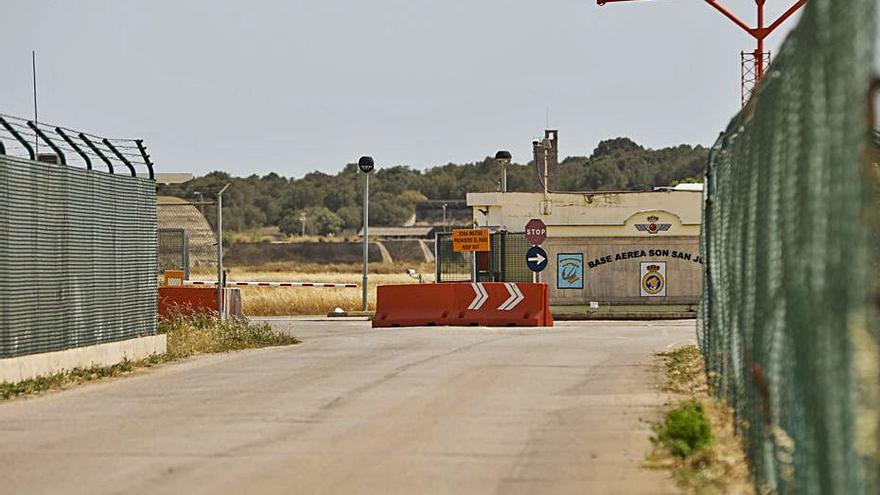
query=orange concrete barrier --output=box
[373,282,553,328]
[158,287,244,319]
[158,287,218,318]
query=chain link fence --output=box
[435,231,532,283]
[699,1,878,493]
[157,198,217,281]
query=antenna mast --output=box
[32,51,38,153]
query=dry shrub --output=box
[657,345,709,396]
[159,312,300,358]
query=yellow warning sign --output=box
[164,270,185,287]
[452,228,490,252]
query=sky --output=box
[2,1,802,177]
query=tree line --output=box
[157,137,708,235]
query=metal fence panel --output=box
[699,1,878,493]
[159,228,189,279]
[435,232,471,283]
[0,155,157,359]
[435,231,532,283]
[490,232,532,283]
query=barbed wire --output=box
[0,112,154,179]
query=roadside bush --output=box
[653,399,713,458]
[159,312,299,358]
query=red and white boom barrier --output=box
[184,281,358,288]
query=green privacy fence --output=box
[699,1,879,493]
[0,155,157,359]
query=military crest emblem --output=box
[640,262,667,297]
[635,215,671,234]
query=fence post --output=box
[434,231,440,283]
[472,252,477,282]
[182,230,190,280]
[499,231,506,282]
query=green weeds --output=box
[647,345,754,494]
[1,313,299,401]
[653,399,714,458]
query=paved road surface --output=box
[0,320,695,495]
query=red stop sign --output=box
[525,218,547,245]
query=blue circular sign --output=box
[526,246,548,272]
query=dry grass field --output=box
[227,262,435,316]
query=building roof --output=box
[142,172,193,184]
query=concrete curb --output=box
[552,312,697,321]
[0,335,167,384]
[327,311,375,319]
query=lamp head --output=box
[494,150,512,165]
[358,156,375,173]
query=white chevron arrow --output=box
[527,253,546,265]
[497,282,525,311]
[468,283,489,310]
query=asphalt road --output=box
[0,319,695,495]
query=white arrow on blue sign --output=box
[526,246,548,272]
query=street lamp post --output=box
[494,150,512,193]
[215,183,231,319]
[358,156,375,312]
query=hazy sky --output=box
[3,1,800,177]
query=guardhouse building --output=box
[465,187,703,306]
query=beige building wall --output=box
[468,191,702,235]
[542,237,702,305]
[466,190,704,305]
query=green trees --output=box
[279,207,343,236]
[368,190,426,226]
[158,137,708,233]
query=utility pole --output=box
[358,156,374,312]
[300,212,307,237]
[597,0,807,105]
[442,203,448,225]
